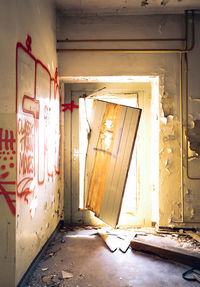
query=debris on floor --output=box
[25,226,200,287]
[97,230,136,253]
[186,231,200,244]
[41,268,48,272]
[119,234,136,253]
[98,232,118,252]
[130,237,200,268]
[61,270,73,279]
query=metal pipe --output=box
[173,10,200,224]
[170,223,200,224]
[185,62,200,180]
[176,9,188,224]
[185,10,188,50]
[184,12,200,180]
[57,10,195,54]
[173,11,188,224]
[187,10,195,51]
[57,48,190,53]
[180,52,184,223]
[57,10,196,54]
[57,38,186,43]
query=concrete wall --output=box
[57,13,200,228]
[0,1,64,286]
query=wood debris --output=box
[130,238,200,268]
[61,270,73,279]
[193,273,200,283]
[98,232,118,252]
[49,252,55,257]
[42,275,52,283]
[186,231,200,243]
[119,234,136,253]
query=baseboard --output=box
[17,220,63,287]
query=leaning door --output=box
[85,100,141,226]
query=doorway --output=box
[64,77,159,227]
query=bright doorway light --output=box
[77,75,159,226]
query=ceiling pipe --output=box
[57,10,195,54]
[57,48,189,53]
[57,38,186,43]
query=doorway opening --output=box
[75,76,160,227]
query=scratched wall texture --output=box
[15,38,63,284]
[0,1,64,286]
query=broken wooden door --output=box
[85,100,141,226]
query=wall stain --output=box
[188,120,200,156]
[161,92,173,117]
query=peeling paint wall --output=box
[0,0,64,286]
[57,13,200,228]
[183,20,200,224]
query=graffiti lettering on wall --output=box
[0,128,16,215]
[16,35,61,217]
[62,100,79,112]
[18,119,34,176]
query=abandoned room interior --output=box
[1,0,200,286]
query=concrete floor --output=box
[26,227,200,287]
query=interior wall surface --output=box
[57,13,200,228]
[0,1,64,286]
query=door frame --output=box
[63,80,159,227]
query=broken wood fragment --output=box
[186,231,200,243]
[49,252,55,257]
[61,270,73,279]
[130,238,200,268]
[42,275,52,283]
[98,232,118,252]
[193,273,200,283]
[119,234,136,253]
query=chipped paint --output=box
[157,92,172,117]
[0,1,65,285]
[191,208,195,219]
[57,12,200,230]
[188,120,200,156]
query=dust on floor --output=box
[25,226,200,287]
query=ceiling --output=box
[55,0,200,15]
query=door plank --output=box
[111,108,141,225]
[84,101,106,203]
[99,107,132,224]
[85,100,141,227]
[100,108,141,226]
[86,103,121,216]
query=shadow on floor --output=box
[26,227,200,287]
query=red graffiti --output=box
[0,128,16,216]
[0,128,16,151]
[26,34,32,52]
[16,35,61,215]
[17,177,34,203]
[18,119,34,176]
[0,171,9,179]
[18,119,34,152]
[62,100,79,112]
[19,153,34,175]
[0,181,16,216]
[22,95,40,119]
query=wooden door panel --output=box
[85,100,141,226]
